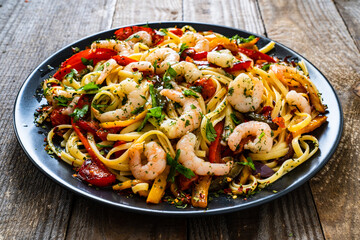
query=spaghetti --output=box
[36,25,327,208]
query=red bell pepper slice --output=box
[115,26,155,40]
[50,107,71,126]
[208,121,224,163]
[224,60,252,72]
[181,48,208,60]
[169,28,183,36]
[261,106,273,117]
[76,120,122,141]
[77,159,116,187]
[238,47,276,63]
[273,117,285,128]
[54,48,117,80]
[112,55,137,66]
[193,77,216,100]
[178,174,199,191]
[72,119,116,187]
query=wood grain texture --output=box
[334,0,360,51]
[184,1,324,239]
[64,1,187,240]
[258,0,360,239]
[183,0,265,36]
[66,197,187,240]
[0,0,116,239]
[112,0,182,27]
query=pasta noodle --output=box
[36,25,328,209]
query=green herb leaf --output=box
[54,96,72,107]
[149,84,157,107]
[78,82,100,92]
[81,57,93,66]
[230,113,241,125]
[179,43,189,56]
[261,63,271,71]
[228,87,234,96]
[148,106,162,118]
[246,157,256,171]
[158,29,168,36]
[131,106,145,115]
[258,131,265,140]
[230,35,256,44]
[189,85,203,93]
[167,150,195,182]
[183,89,199,98]
[65,69,77,79]
[136,114,150,132]
[163,64,177,89]
[206,120,217,142]
[96,143,113,148]
[70,105,89,122]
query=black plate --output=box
[13,22,343,216]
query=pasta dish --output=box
[36,25,327,208]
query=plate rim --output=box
[13,21,344,216]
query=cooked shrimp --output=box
[91,39,132,56]
[126,31,152,46]
[207,49,235,68]
[180,32,204,47]
[61,95,81,115]
[228,121,273,153]
[145,47,180,74]
[92,79,148,122]
[45,87,74,105]
[172,61,202,84]
[96,59,119,85]
[160,89,202,139]
[194,39,210,52]
[177,133,233,176]
[286,90,311,114]
[227,73,264,113]
[128,141,166,181]
[124,61,154,73]
[270,64,326,113]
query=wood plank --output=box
[334,0,360,51]
[65,1,187,239]
[183,0,324,239]
[112,0,182,27]
[0,0,116,238]
[258,0,360,239]
[66,197,187,240]
[183,0,266,35]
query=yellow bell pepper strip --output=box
[292,115,328,137]
[191,175,212,208]
[146,166,170,204]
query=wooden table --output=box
[1,0,359,239]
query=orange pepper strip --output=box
[191,175,212,208]
[292,116,328,137]
[146,166,170,204]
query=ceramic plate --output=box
[13,22,343,216]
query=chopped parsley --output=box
[78,82,100,92]
[167,149,195,182]
[70,105,89,122]
[189,85,203,93]
[261,63,271,71]
[228,87,234,96]
[54,96,72,107]
[81,57,93,66]
[230,35,256,44]
[179,43,189,56]
[206,120,217,142]
[230,113,241,125]
[237,157,256,171]
[131,105,145,115]
[183,89,199,98]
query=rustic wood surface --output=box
[0,0,358,239]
